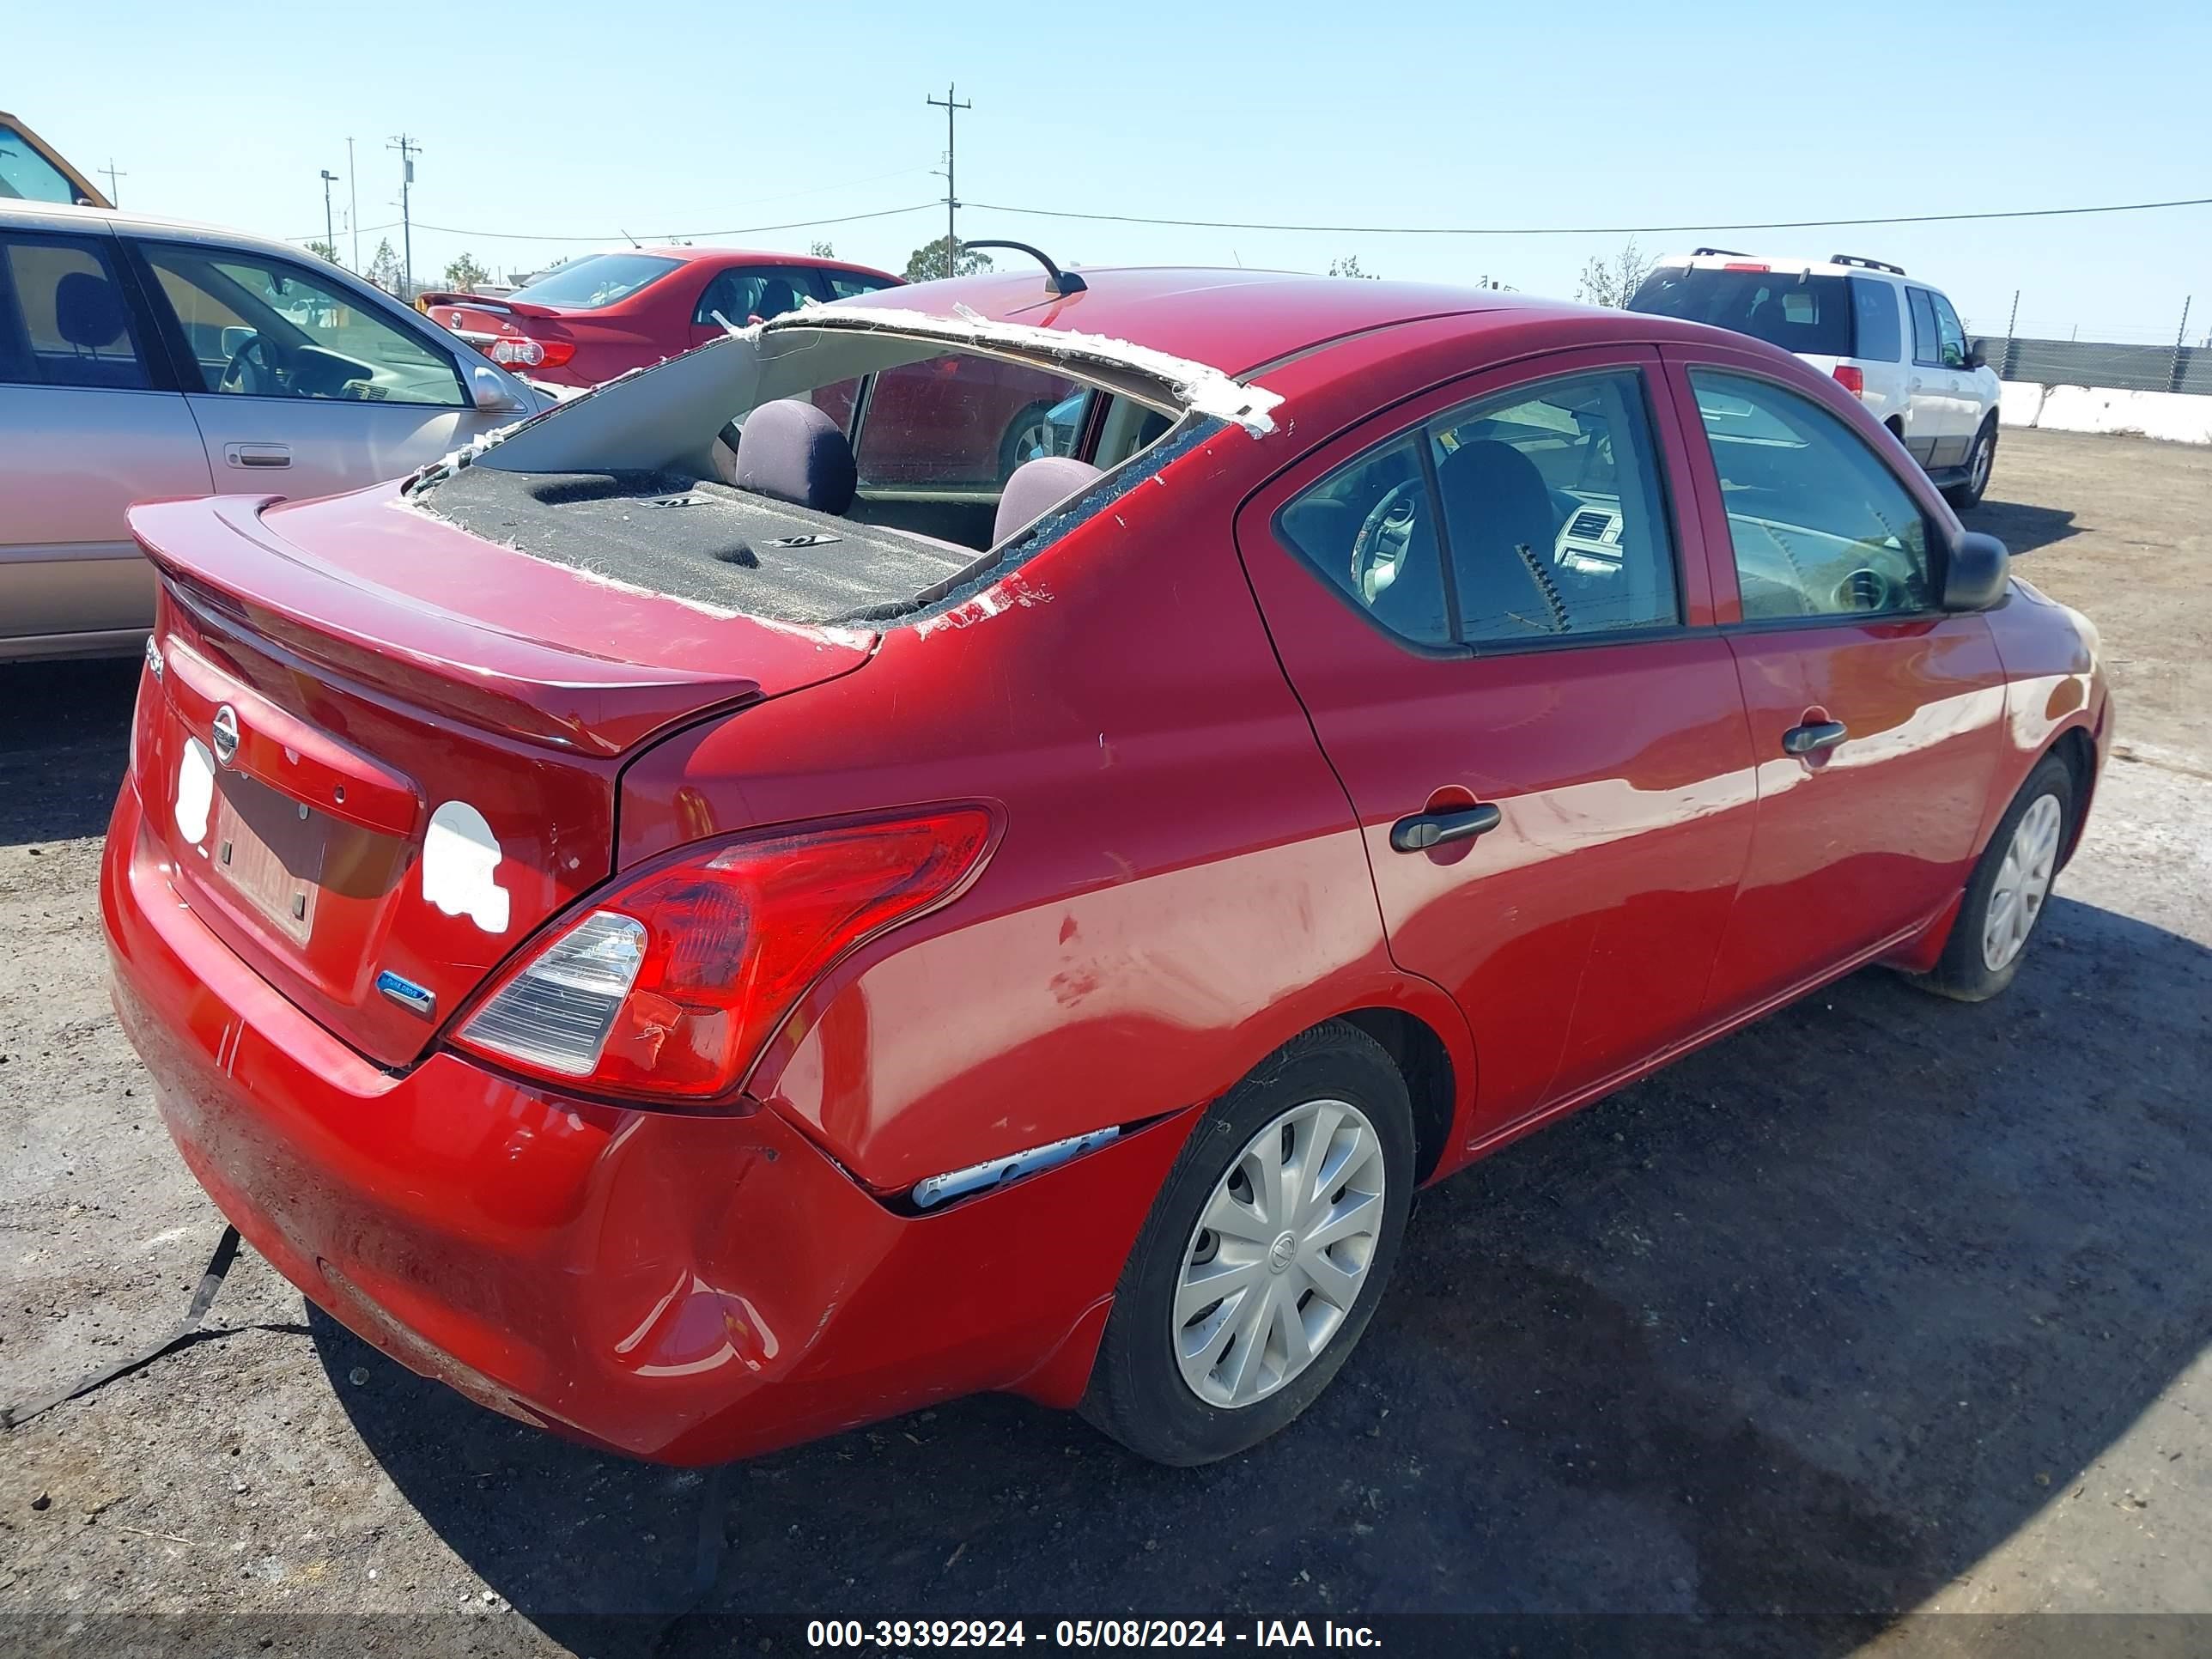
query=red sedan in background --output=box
[421,246,899,386]
[105,266,2106,1468]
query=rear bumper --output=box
[102,781,1181,1463]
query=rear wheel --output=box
[1907,753,2071,1002]
[1945,416,1998,510]
[997,402,1060,481]
[1080,1021,1413,1465]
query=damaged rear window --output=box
[408,313,1272,627]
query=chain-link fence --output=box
[1969,334,2212,394]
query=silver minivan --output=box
[0,200,551,661]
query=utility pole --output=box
[346,137,360,270]
[99,159,125,205]
[925,82,970,280]
[388,134,421,300]
[319,170,338,259]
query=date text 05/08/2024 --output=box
[806,1620,1383,1650]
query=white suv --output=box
[1628,251,2002,507]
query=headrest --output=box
[55,271,127,350]
[994,456,1103,544]
[732,399,856,514]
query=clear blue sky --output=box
[21,0,2209,341]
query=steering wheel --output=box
[218,334,282,396]
[1834,566,1898,612]
[1351,481,1423,605]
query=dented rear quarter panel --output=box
[615,422,1479,1194]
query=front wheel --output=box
[1945,416,1998,510]
[1907,753,2072,1002]
[1080,1022,1414,1465]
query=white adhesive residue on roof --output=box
[762,306,1285,434]
[422,801,512,933]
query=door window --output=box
[0,234,153,389]
[1905,288,1943,368]
[1277,368,1679,647]
[140,243,465,406]
[1929,294,1969,369]
[693,267,816,327]
[1688,368,1933,620]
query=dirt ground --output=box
[1,428,2206,1656]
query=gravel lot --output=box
[2,428,2207,1655]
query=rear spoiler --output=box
[415,290,561,319]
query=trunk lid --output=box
[126,484,873,1066]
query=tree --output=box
[442,252,490,291]
[810,240,836,258]
[1575,238,1653,308]
[304,240,340,264]
[1328,255,1377,280]
[365,238,404,295]
[902,240,995,283]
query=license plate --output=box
[210,771,327,945]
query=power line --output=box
[292,200,939,247]
[959,193,2212,238]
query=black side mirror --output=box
[1942,530,2009,611]
[1964,343,1987,371]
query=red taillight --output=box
[1832,364,1866,396]
[452,808,995,1103]
[489,336,574,369]
[1723,261,1771,272]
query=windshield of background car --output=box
[510,252,682,311]
[1628,267,1854,356]
[0,123,80,204]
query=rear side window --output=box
[1689,368,1932,620]
[0,123,82,204]
[822,270,895,301]
[1627,267,1853,356]
[1278,368,1679,647]
[693,267,816,327]
[852,353,1086,488]
[1906,288,1943,367]
[0,233,152,390]
[509,252,681,311]
[1848,277,1901,362]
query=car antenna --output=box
[618,228,642,248]
[962,240,1087,296]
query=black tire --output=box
[1907,753,2073,1002]
[996,402,1059,482]
[1944,416,1999,510]
[1080,1020,1415,1466]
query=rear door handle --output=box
[1782,720,1849,756]
[1389,802,1502,853]
[224,442,291,469]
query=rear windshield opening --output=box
[410,329,1195,627]
[1628,266,1855,357]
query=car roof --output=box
[623,246,900,280]
[826,266,1619,379]
[0,196,331,264]
[827,266,1742,382]
[1653,250,1918,283]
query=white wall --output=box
[1997,382,2212,445]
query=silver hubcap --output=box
[1172,1097,1386,1409]
[1014,419,1056,462]
[1972,432,1993,492]
[1983,793,2061,972]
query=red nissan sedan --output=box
[421,246,901,386]
[103,266,2108,1467]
